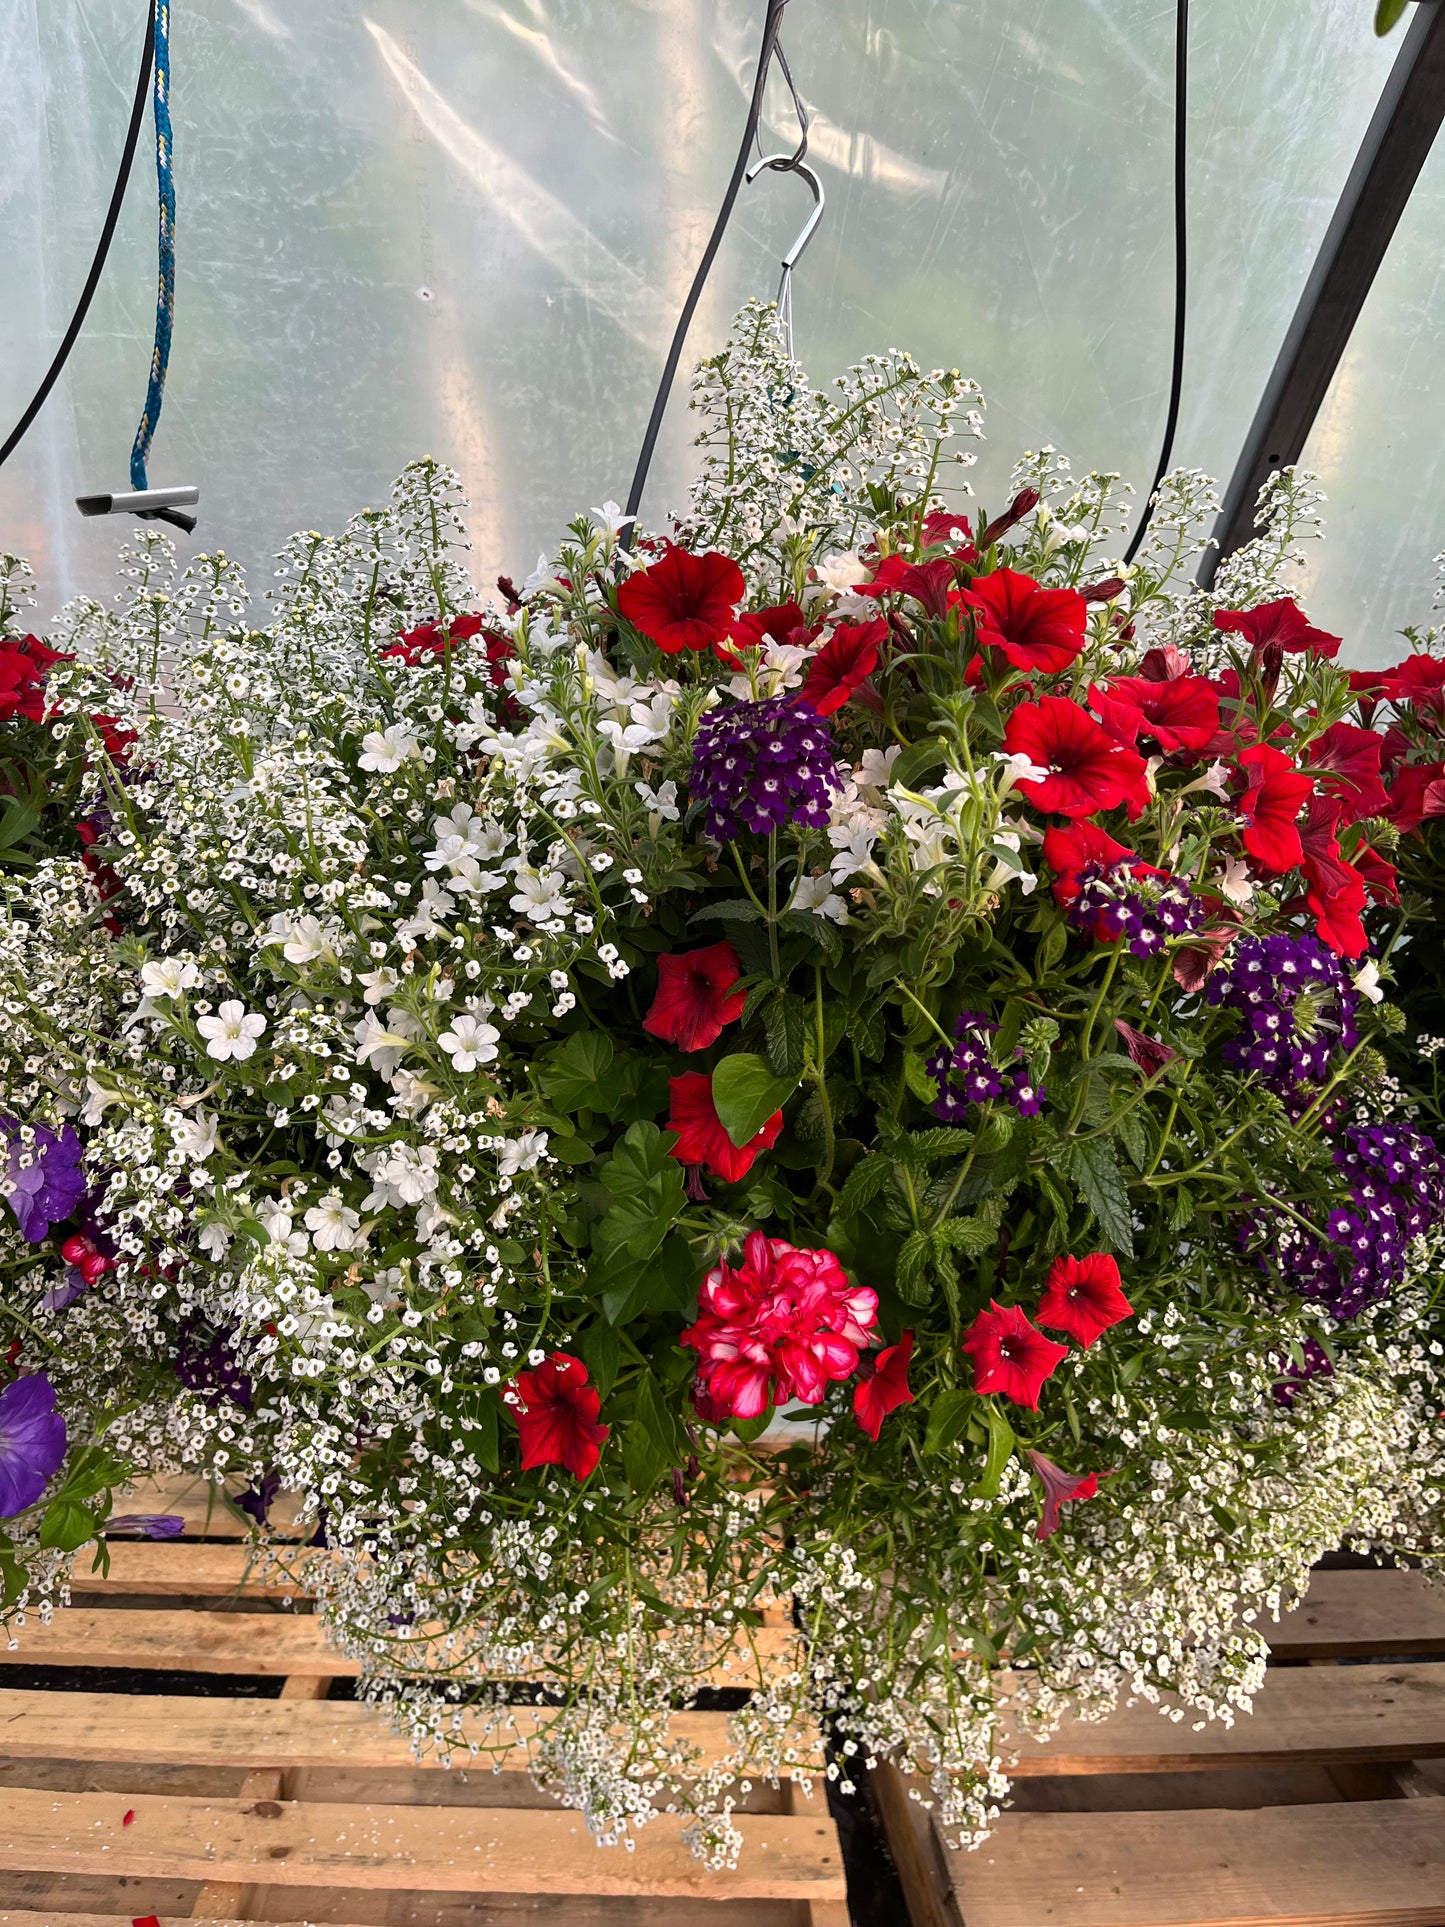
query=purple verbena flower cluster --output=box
[0,1120,85,1243]
[1271,1337,1335,1406]
[1068,862,1205,958]
[689,696,843,843]
[928,1011,1045,1122]
[1208,933,1359,1095]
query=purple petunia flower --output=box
[689,697,844,843]
[0,1372,67,1518]
[105,1513,185,1538]
[0,1120,86,1243]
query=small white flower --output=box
[304,1194,361,1252]
[816,550,871,594]
[197,1001,266,1063]
[1352,959,1384,1004]
[437,1014,501,1073]
[358,725,420,773]
[635,778,680,825]
[171,1109,219,1163]
[496,1130,549,1177]
[389,1068,440,1115]
[260,1207,310,1258]
[590,500,635,540]
[141,957,201,1000]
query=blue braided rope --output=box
[130,0,174,492]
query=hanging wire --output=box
[0,1,157,474]
[745,36,824,363]
[130,0,177,494]
[1123,0,1189,566]
[619,0,799,553]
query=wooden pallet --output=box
[0,1478,849,1927]
[874,1565,1445,1927]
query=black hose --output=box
[0,1,157,473]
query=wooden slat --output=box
[0,1687,823,1775]
[0,1609,348,1678]
[1000,1663,1445,1774]
[115,1478,309,1541]
[1267,1569,1445,1659]
[73,1543,314,1599]
[0,1786,846,1902]
[947,1800,1445,1927]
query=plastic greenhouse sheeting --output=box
[0,0,1429,656]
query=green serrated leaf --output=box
[904,1127,978,1165]
[764,995,810,1078]
[1116,1106,1148,1172]
[538,1032,627,1113]
[847,1002,887,1061]
[836,1153,896,1219]
[595,1121,686,1261]
[689,898,763,926]
[1064,1135,1135,1257]
[896,1229,934,1306]
[936,1212,998,1255]
[712,1053,798,1148]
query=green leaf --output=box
[711,1053,798,1148]
[595,1122,686,1261]
[578,1320,620,1401]
[538,1032,627,1113]
[764,995,810,1079]
[729,1406,775,1444]
[896,1230,934,1306]
[622,1418,671,1495]
[971,1400,1015,1499]
[1375,0,1409,30]
[936,1212,998,1255]
[472,1390,500,1475]
[38,1497,97,1553]
[891,739,949,789]
[923,1386,972,1456]
[847,1001,887,1061]
[1036,917,1069,973]
[1116,1106,1148,1172]
[690,898,763,926]
[901,1050,938,1105]
[636,1371,688,1465]
[903,1127,977,1165]
[1064,1135,1135,1257]
[836,1153,895,1219]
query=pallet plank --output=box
[0,1786,846,1901]
[1001,1663,1445,1774]
[0,1687,824,1776]
[0,1610,349,1678]
[947,1800,1445,1927]
[72,1544,314,1600]
[1266,1569,1445,1659]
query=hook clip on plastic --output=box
[75,484,198,535]
[746,152,824,359]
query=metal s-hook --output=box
[746,151,824,360]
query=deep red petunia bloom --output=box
[617,545,746,655]
[667,1072,783,1182]
[796,619,886,716]
[961,1301,1068,1410]
[960,567,1087,674]
[1042,822,1138,907]
[1379,653,1445,715]
[1384,760,1445,834]
[1004,696,1150,819]
[90,714,137,763]
[1235,743,1313,873]
[853,1330,915,1441]
[643,940,747,1052]
[1113,1020,1176,1080]
[977,488,1041,549]
[1036,1254,1135,1348]
[1303,720,1391,822]
[920,508,976,553]
[1089,673,1219,756]
[1353,841,1398,905]
[385,611,487,665]
[861,553,960,619]
[505,1352,609,1480]
[1299,793,1369,958]
[1214,598,1341,659]
[1025,1449,1110,1541]
[0,647,49,723]
[726,600,814,651]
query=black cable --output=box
[1123,0,1188,565]
[619,0,789,554]
[0,1,157,474]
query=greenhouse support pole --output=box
[1200,0,1445,585]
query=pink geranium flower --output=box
[682,1232,879,1421]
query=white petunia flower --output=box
[815,550,871,594]
[1218,857,1255,906]
[141,957,201,1000]
[793,873,850,923]
[197,1221,232,1259]
[304,1194,361,1253]
[171,1109,219,1163]
[635,778,680,826]
[358,965,400,1007]
[270,914,335,966]
[496,1130,549,1177]
[197,1001,266,1063]
[437,1014,501,1073]
[81,1077,124,1127]
[590,500,635,540]
[259,1207,309,1258]
[993,750,1050,789]
[1352,960,1384,1004]
[358,725,420,773]
[828,824,881,885]
[509,868,568,922]
[854,745,902,792]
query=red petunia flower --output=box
[1004,696,1150,819]
[666,1072,783,1182]
[90,714,137,763]
[1214,598,1341,659]
[643,941,747,1052]
[1113,1020,1176,1080]
[796,619,886,716]
[726,600,814,651]
[861,553,959,619]
[961,1301,1068,1410]
[1036,1253,1135,1347]
[1303,720,1391,822]
[1025,1448,1110,1541]
[1042,822,1138,908]
[1379,653,1445,715]
[853,1330,915,1441]
[1298,793,1369,958]
[1353,841,1398,904]
[1089,674,1219,755]
[505,1352,609,1480]
[617,546,746,655]
[1384,760,1445,833]
[920,508,976,553]
[977,488,1040,548]
[1235,743,1313,873]
[0,647,49,723]
[960,567,1087,674]
[384,610,487,665]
